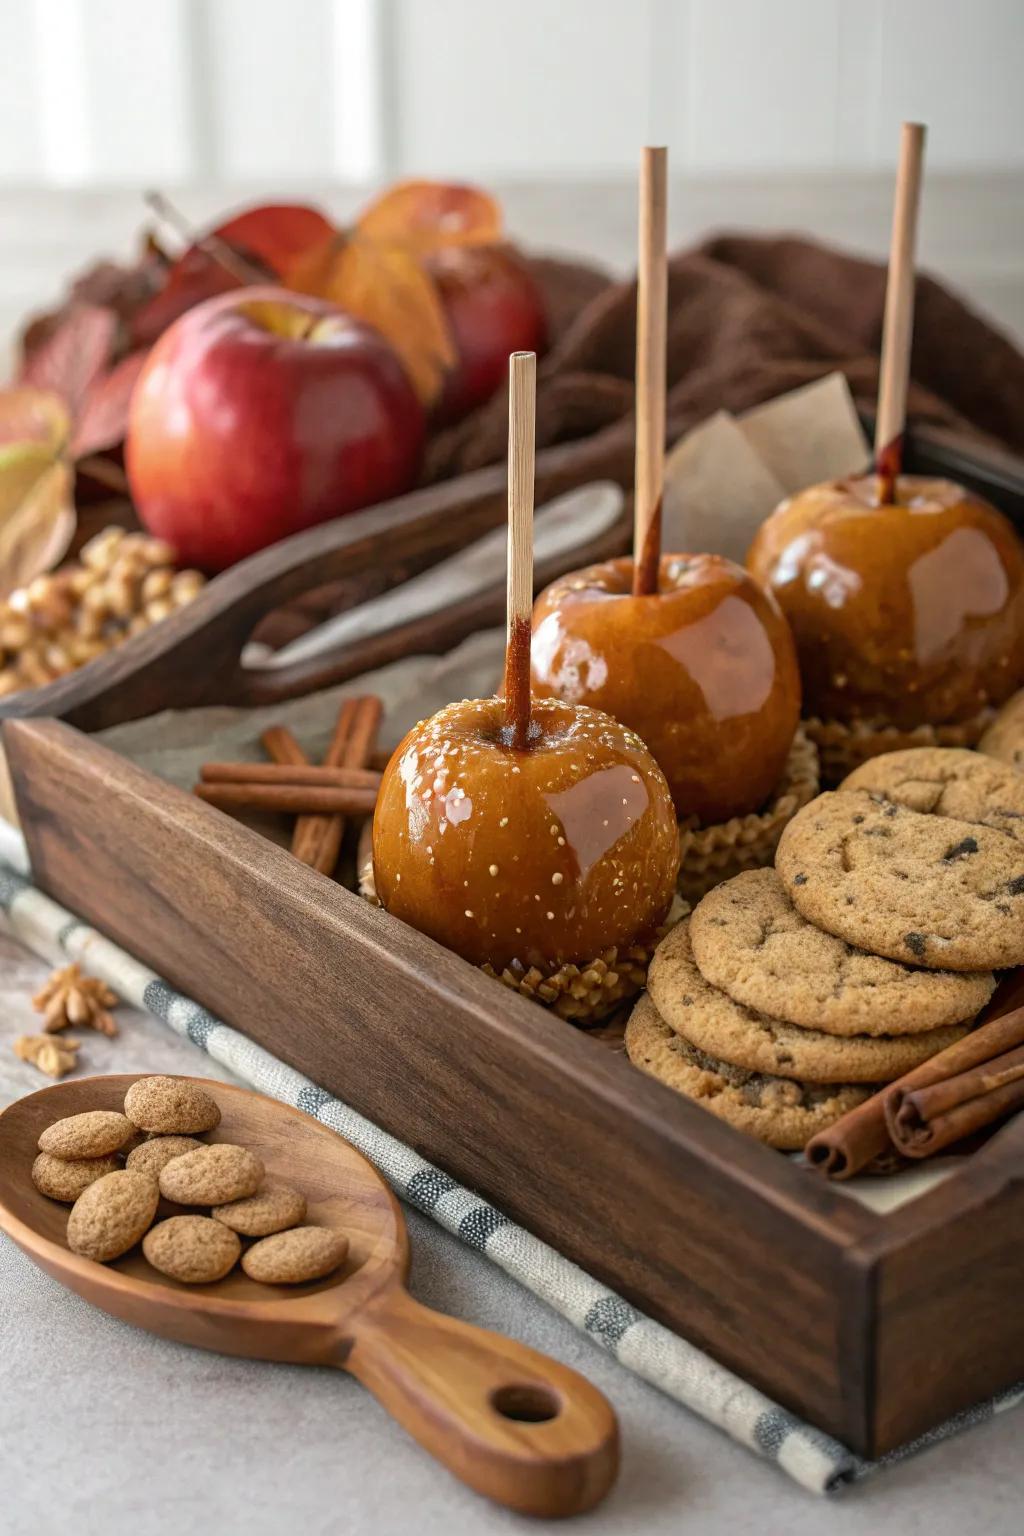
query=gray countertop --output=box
[0,925,1021,1535]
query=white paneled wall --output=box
[3,0,1023,184]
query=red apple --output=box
[126,285,425,571]
[427,245,547,424]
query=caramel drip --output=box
[632,496,663,597]
[875,433,904,505]
[502,615,533,750]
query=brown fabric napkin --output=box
[426,233,1024,482]
[263,233,1024,645]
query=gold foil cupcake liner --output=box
[805,709,996,787]
[359,830,688,1025]
[675,727,820,904]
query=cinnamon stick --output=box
[260,724,308,769]
[886,1043,1024,1158]
[195,783,379,815]
[806,1004,1024,1179]
[294,696,383,874]
[291,698,359,871]
[200,762,381,790]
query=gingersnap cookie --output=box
[142,1215,242,1283]
[841,747,1024,839]
[31,1151,122,1203]
[158,1143,264,1206]
[648,917,970,1080]
[979,689,1024,772]
[212,1182,307,1237]
[38,1110,134,1160]
[125,1135,205,1178]
[687,868,994,1035]
[66,1169,159,1261]
[624,993,870,1150]
[241,1226,349,1285]
[777,789,1024,970]
[124,1076,222,1135]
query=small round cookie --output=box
[777,789,1024,971]
[143,1215,241,1283]
[124,1076,221,1135]
[38,1110,134,1160]
[212,1182,307,1237]
[979,689,1024,772]
[159,1144,264,1206]
[648,918,970,1080]
[125,1135,205,1179]
[66,1169,159,1261]
[686,869,994,1035]
[624,994,870,1151]
[32,1151,121,1203]
[841,747,1024,841]
[241,1226,349,1284]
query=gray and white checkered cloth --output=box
[1,852,1020,1494]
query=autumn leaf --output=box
[18,303,118,421]
[132,203,336,346]
[289,234,457,405]
[0,389,75,598]
[71,349,150,458]
[356,181,502,250]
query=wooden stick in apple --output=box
[875,122,927,504]
[632,145,668,597]
[502,349,537,749]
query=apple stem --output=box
[502,351,536,750]
[633,146,668,598]
[144,189,266,288]
[874,123,927,505]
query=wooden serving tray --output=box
[3,422,1024,1459]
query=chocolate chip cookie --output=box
[624,993,871,1150]
[841,747,1024,839]
[777,789,1024,970]
[648,916,970,1080]
[979,691,1024,772]
[687,868,994,1035]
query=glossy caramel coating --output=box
[748,474,1024,727]
[530,555,801,824]
[372,697,679,971]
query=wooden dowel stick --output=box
[875,122,927,503]
[502,350,536,749]
[633,145,668,597]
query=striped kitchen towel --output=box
[0,851,1020,1494]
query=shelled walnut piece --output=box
[33,964,119,1037]
[14,1034,81,1079]
[0,526,206,698]
[32,1077,350,1286]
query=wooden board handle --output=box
[346,1286,619,1517]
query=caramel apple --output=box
[747,474,1024,728]
[372,695,679,972]
[530,554,802,824]
[372,349,680,1000]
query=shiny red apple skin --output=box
[126,285,425,571]
[531,555,802,824]
[427,245,547,424]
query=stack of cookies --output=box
[627,748,1024,1150]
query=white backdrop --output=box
[2,0,1023,186]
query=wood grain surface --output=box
[7,716,891,1451]
[0,1072,619,1518]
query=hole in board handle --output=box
[490,1383,561,1423]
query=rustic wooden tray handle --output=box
[346,1285,619,1517]
[0,427,634,735]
